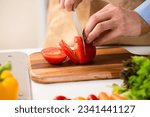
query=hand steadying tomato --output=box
[41,47,67,64]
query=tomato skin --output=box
[87,94,99,100]
[83,43,96,64]
[74,36,85,63]
[59,40,79,64]
[41,47,67,64]
[74,36,96,64]
[53,95,67,100]
[59,37,96,64]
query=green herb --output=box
[112,56,150,100]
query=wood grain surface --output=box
[29,47,133,84]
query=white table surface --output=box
[0,48,124,100]
[3,46,150,100]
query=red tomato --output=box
[53,95,67,100]
[74,36,96,64]
[87,94,99,100]
[41,47,67,64]
[59,36,96,64]
[59,40,79,64]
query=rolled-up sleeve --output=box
[135,0,150,25]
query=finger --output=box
[73,0,82,9]
[86,20,114,43]
[93,29,122,46]
[65,0,75,11]
[59,0,65,9]
[101,4,115,12]
[84,10,112,38]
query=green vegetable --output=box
[112,84,128,94]
[112,56,150,100]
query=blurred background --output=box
[0,0,48,50]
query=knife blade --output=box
[71,9,86,55]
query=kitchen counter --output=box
[1,47,150,100]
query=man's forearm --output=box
[135,0,150,25]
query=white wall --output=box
[0,0,47,50]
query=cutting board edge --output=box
[31,71,120,84]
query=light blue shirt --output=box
[135,0,150,25]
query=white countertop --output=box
[1,46,150,100]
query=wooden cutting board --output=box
[29,47,133,84]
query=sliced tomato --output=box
[74,36,96,64]
[59,40,79,64]
[41,47,67,64]
[74,36,85,64]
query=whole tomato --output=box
[87,94,99,100]
[53,95,71,100]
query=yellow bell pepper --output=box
[0,69,19,100]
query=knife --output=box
[71,9,86,54]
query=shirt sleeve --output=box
[135,0,150,25]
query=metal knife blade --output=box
[71,9,86,54]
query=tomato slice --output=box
[41,47,67,64]
[74,36,85,64]
[59,40,79,64]
[74,36,96,64]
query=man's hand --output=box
[84,4,150,46]
[59,0,82,11]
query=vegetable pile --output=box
[53,91,126,100]
[41,36,96,65]
[112,56,150,100]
